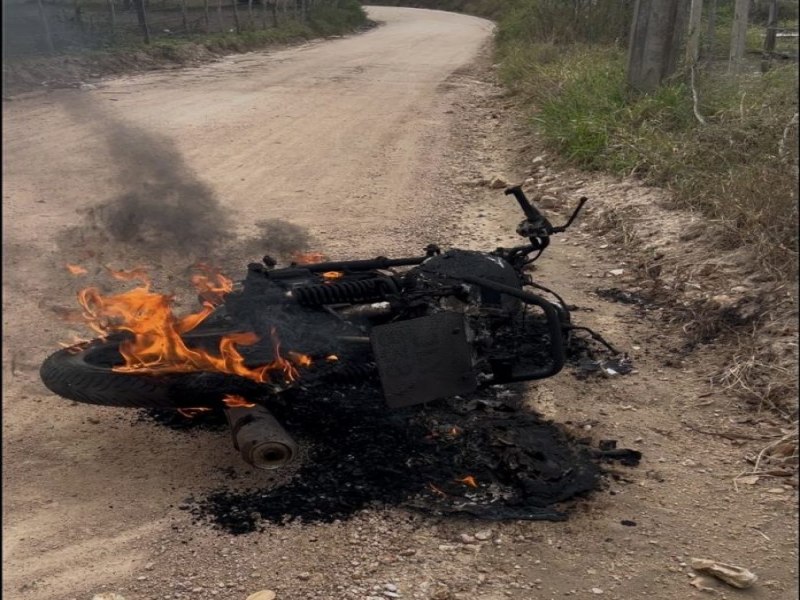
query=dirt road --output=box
[3,6,797,600]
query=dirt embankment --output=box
[2,7,797,600]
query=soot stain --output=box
[135,382,639,535]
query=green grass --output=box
[497,36,798,279]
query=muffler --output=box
[224,404,298,470]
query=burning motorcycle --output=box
[41,186,613,471]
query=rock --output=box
[92,595,126,600]
[591,588,604,595]
[608,269,625,276]
[539,195,558,208]
[298,572,311,580]
[246,592,277,600]
[385,583,398,592]
[474,530,492,541]
[459,533,476,544]
[690,558,758,589]
[689,576,718,592]
[532,155,547,164]
[488,176,508,189]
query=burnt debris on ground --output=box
[159,382,639,535]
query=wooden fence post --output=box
[36,0,56,53]
[180,0,189,32]
[764,0,779,53]
[106,0,116,34]
[729,0,751,71]
[231,0,241,34]
[133,0,151,43]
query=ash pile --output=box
[170,380,639,535]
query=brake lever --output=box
[504,185,553,230]
[551,196,588,233]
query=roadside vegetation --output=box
[495,1,798,416]
[384,0,798,416]
[2,0,367,91]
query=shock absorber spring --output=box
[293,278,398,306]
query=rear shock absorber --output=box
[293,277,399,306]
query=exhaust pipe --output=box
[224,404,298,470]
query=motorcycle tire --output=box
[39,334,270,410]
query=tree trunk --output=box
[203,0,210,32]
[705,0,718,55]
[180,0,189,32]
[729,0,750,72]
[133,0,151,43]
[73,0,85,33]
[271,0,278,27]
[217,0,224,32]
[36,0,56,53]
[627,0,685,92]
[686,0,703,63]
[248,0,254,29]
[231,0,241,34]
[107,0,116,34]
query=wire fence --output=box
[3,0,330,57]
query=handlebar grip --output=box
[504,185,539,221]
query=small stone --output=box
[488,176,508,189]
[385,583,398,592]
[608,269,624,276]
[591,588,604,595]
[767,488,785,494]
[298,572,311,581]
[92,595,126,600]
[246,591,276,600]
[474,530,492,541]
[459,534,476,544]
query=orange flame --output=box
[287,351,313,368]
[292,251,328,265]
[72,267,300,386]
[322,271,343,281]
[191,263,234,307]
[66,264,88,276]
[222,394,256,408]
[105,266,151,285]
[456,475,478,489]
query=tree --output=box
[627,0,688,92]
